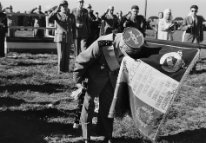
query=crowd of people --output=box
[157,5,205,43]
[0,1,206,143]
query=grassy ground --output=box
[0,52,206,143]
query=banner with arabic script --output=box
[110,46,200,140]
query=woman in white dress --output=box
[157,8,174,40]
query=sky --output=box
[1,0,206,18]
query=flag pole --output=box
[144,0,147,19]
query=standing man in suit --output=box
[48,0,76,73]
[123,5,147,36]
[0,2,7,57]
[72,0,90,56]
[181,5,204,44]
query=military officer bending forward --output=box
[73,27,145,143]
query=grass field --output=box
[0,52,206,143]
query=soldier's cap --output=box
[61,0,68,6]
[77,0,84,2]
[119,27,144,55]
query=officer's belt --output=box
[102,45,120,72]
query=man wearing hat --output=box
[48,0,76,73]
[123,5,147,36]
[73,27,145,143]
[72,0,90,56]
[0,2,7,57]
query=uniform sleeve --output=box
[3,14,8,33]
[100,12,108,22]
[73,39,101,83]
[47,8,59,22]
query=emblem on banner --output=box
[136,106,154,127]
[160,51,185,73]
[122,27,144,49]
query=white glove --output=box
[70,83,84,100]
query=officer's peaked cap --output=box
[120,27,144,55]
[78,0,84,2]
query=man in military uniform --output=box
[29,5,46,38]
[48,0,75,73]
[73,27,145,143]
[0,2,7,57]
[72,0,90,56]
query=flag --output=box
[109,46,200,141]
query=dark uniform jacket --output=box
[48,10,75,43]
[0,12,8,37]
[73,33,124,96]
[72,8,90,38]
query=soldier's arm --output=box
[100,9,109,21]
[73,39,101,83]
[28,7,38,14]
[47,5,60,22]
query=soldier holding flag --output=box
[73,27,145,143]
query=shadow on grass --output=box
[157,128,206,143]
[0,109,81,143]
[12,61,50,67]
[192,69,206,74]
[1,107,206,143]
[0,72,35,79]
[0,97,26,106]
[111,137,148,143]
[0,83,68,93]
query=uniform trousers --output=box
[80,81,114,140]
[0,36,5,57]
[75,38,87,56]
[56,42,70,73]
